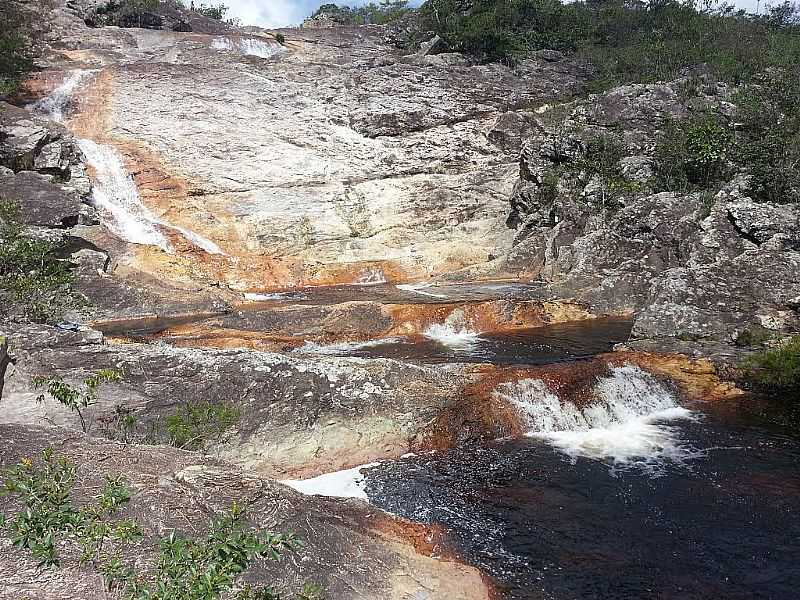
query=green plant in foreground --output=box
[34,369,122,433]
[742,336,800,397]
[0,200,83,322]
[1,452,321,599]
[120,501,302,600]
[166,400,240,450]
[0,449,138,567]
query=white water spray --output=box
[493,365,698,471]
[212,37,285,59]
[78,139,173,251]
[30,69,95,123]
[423,323,482,351]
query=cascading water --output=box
[77,139,173,252]
[211,37,285,59]
[35,71,224,255]
[395,283,449,299]
[30,69,95,123]
[493,364,698,470]
[423,322,482,351]
[282,462,379,501]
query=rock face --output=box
[0,423,492,600]
[498,79,800,344]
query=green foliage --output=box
[275,33,286,45]
[0,449,138,568]
[0,200,84,323]
[735,70,800,204]
[196,3,230,20]
[1,452,320,599]
[308,1,409,26]
[33,369,122,433]
[0,1,34,97]
[653,111,733,192]
[742,336,800,396]
[166,400,240,450]
[734,325,776,348]
[121,502,301,600]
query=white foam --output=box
[396,283,449,299]
[212,37,285,59]
[494,365,699,472]
[349,268,388,286]
[78,139,173,252]
[293,337,405,355]
[282,462,379,500]
[423,323,482,351]
[30,69,95,123]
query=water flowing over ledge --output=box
[493,365,699,472]
[282,462,379,500]
[30,69,96,123]
[211,37,285,59]
[423,323,482,351]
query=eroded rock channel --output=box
[2,2,799,599]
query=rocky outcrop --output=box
[0,423,492,600]
[499,78,800,347]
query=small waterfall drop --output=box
[282,462,379,501]
[30,69,94,123]
[423,322,482,351]
[212,37,285,59]
[494,365,698,471]
[77,139,173,252]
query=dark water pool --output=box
[363,398,800,599]
[294,318,633,365]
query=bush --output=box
[653,111,733,192]
[735,70,800,204]
[0,200,84,323]
[1,451,320,599]
[0,1,34,98]
[166,400,240,450]
[742,336,800,396]
[33,369,122,434]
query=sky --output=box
[224,0,772,29]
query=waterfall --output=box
[423,323,482,351]
[78,139,173,252]
[493,365,698,471]
[30,69,94,123]
[211,37,285,59]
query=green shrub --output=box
[0,449,139,567]
[0,200,84,323]
[33,369,122,434]
[735,70,800,204]
[742,336,800,396]
[653,111,733,192]
[2,451,320,599]
[0,1,34,98]
[275,32,286,45]
[166,400,240,450]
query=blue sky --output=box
[226,0,770,29]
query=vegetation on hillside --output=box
[307,1,411,25]
[0,200,83,323]
[0,451,322,599]
[0,1,35,97]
